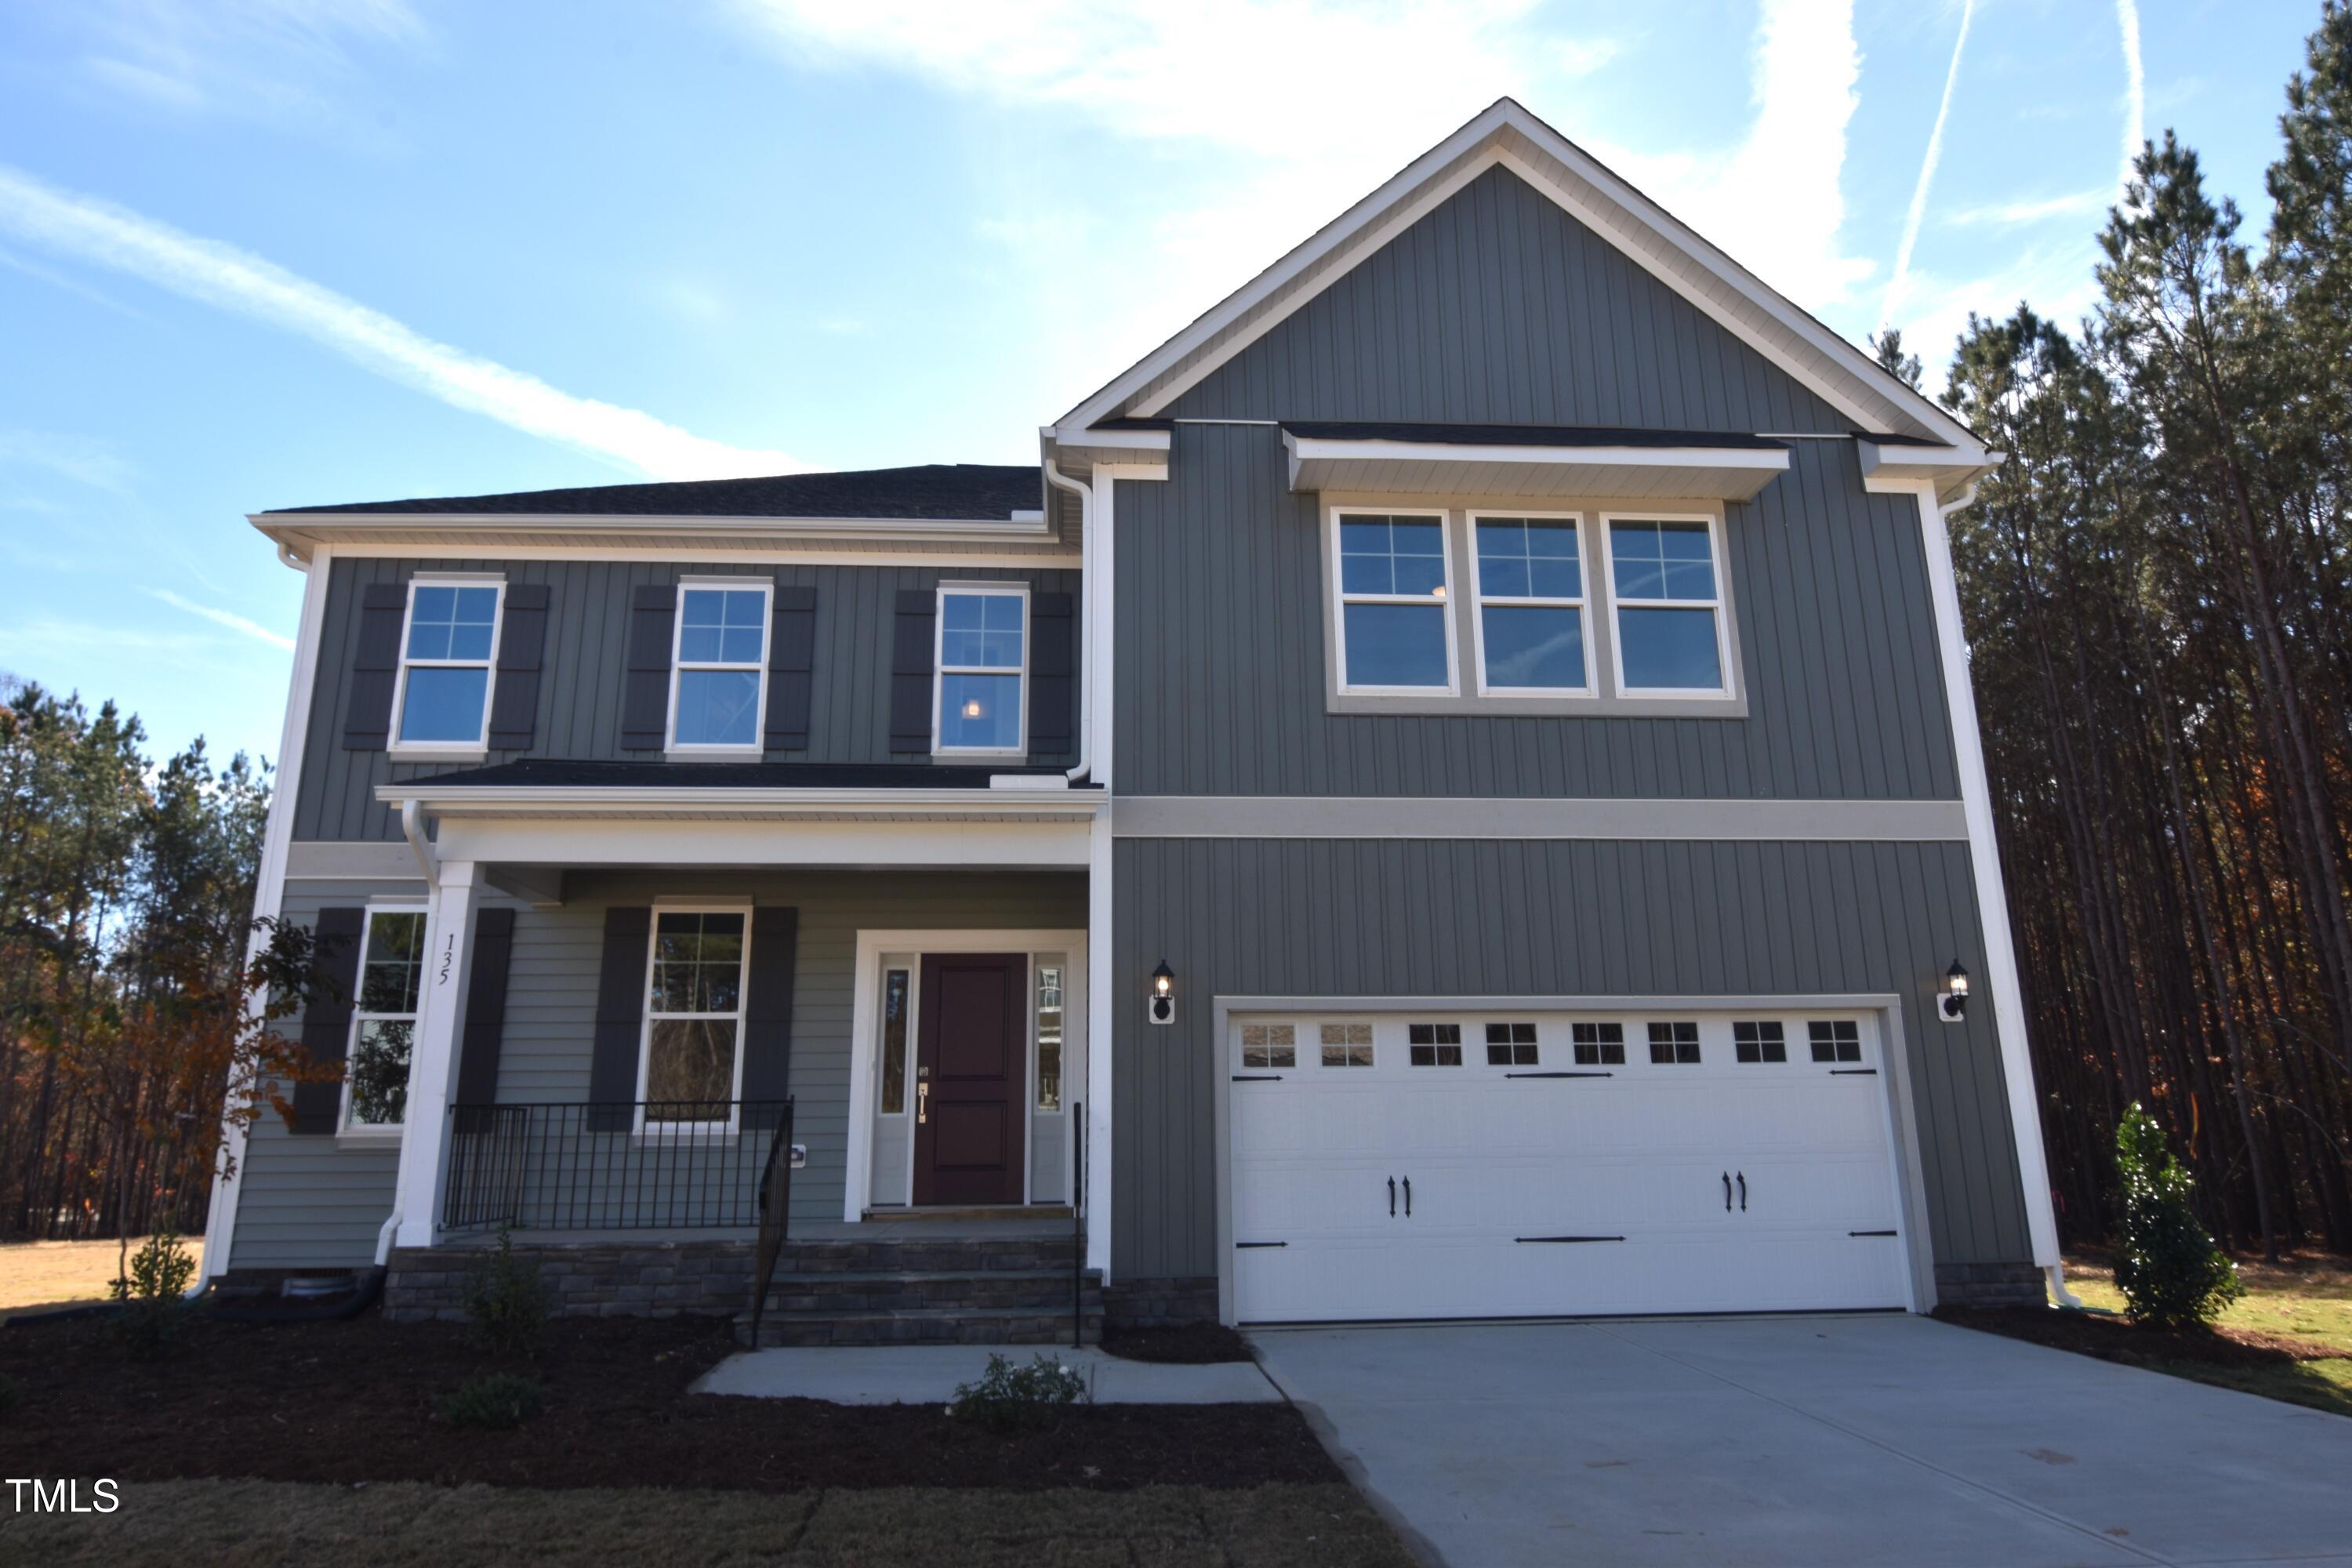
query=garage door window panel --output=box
[1572,1022,1624,1066]
[1647,1021,1700,1065]
[1319,1022,1374,1068]
[1241,1023,1297,1069]
[1733,1021,1788,1063]
[1809,1020,1863,1064]
[1486,1022,1538,1066]
[1408,1023,1463,1066]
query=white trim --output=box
[339,901,430,1134]
[377,781,1105,818]
[201,543,336,1285]
[1285,434,1789,503]
[1599,511,1736,700]
[664,578,771,757]
[1109,795,1969,841]
[1329,506,1459,695]
[389,859,477,1249]
[1890,477,2068,1294]
[843,927,1090,1223]
[930,581,1032,759]
[1465,510,1595,698]
[280,540,1083,569]
[1057,101,1983,451]
[387,573,506,756]
[634,902,755,1135]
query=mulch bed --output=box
[1935,1305,2348,1369]
[1099,1323,1254,1363]
[0,1311,1337,1494]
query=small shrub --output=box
[947,1352,1090,1433]
[2113,1103,2243,1330]
[109,1227,198,1359]
[436,1374,545,1429]
[462,1227,548,1361]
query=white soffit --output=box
[1857,441,2004,506]
[251,510,1060,563]
[1055,99,1987,456]
[1283,433,1790,503]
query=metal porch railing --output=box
[441,1100,793,1232]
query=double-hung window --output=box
[392,579,503,750]
[641,908,750,1126]
[1334,511,1454,691]
[1471,514,1591,693]
[1608,517,1730,695]
[670,582,770,752]
[344,907,426,1131]
[935,585,1028,755]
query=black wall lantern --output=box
[1939,959,1970,1023]
[1148,960,1176,1027]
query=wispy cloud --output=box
[0,428,137,494]
[1879,0,1974,333]
[76,0,425,143]
[1943,191,2108,230]
[0,166,802,481]
[2116,0,2145,196]
[143,587,296,652]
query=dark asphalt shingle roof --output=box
[401,759,1091,790]
[270,463,1041,520]
[1279,421,1789,450]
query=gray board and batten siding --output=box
[1160,164,1853,433]
[1105,836,2032,1286]
[294,557,1083,843]
[1113,425,1962,802]
[232,869,1086,1269]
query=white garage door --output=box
[1230,1008,1911,1323]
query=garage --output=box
[1228,1007,1913,1323]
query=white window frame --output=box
[339,900,430,1141]
[635,901,754,1136]
[1466,510,1595,698]
[387,573,504,757]
[666,578,771,757]
[1330,506,1460,696]
[931,582,1031,758]
[1601,511,1736,700]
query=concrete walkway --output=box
[694,1343,1283,1405]
[1254,1314,2352,1568]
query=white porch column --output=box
[1085,808,1114,1279]
[390,859,477,1250]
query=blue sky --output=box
[0,0,2318,771]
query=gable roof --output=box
[1051,98,1984,455]
[264,463,1040,520]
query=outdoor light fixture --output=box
[1940,959,1970,1023]
[1148,960,1176,1026]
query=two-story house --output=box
[201,100,2068,1340]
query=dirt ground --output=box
[0,1236,205,1317]
[0,1310,1339,1494]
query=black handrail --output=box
[747,1097,797,1345]
[441,1100,793,1231]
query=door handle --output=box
[1403,1177,1412,1218]
[1722,1171,1732,1211]
[1737,1171,1747,1212]
[917,1081,929,1124]
[1388,1176,1396,1217]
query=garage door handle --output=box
[1722,1171,1732,1211]
[1737,1171,1747,1212]
[1403,1177,1412,1218]
[1388,1176,1396,1218]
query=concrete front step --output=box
[762,1269,1100,1314]
[780,1238,1082,1276]
[735,1305,1104,1348]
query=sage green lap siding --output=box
[293,557,1083,843]
[1109,837,2030,1283]
[1163,164,1850,432]
[1114,426,1959,801]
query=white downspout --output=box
[400,799,441,890]
[1044,459,1094,782]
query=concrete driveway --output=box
[1252,1314,2352,1568]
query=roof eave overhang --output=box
[1284,433,1792,503]
[253,508,1056,563]
[375,782,1107,824]
[1038,425,1173,482]
[1856,441,2005,508]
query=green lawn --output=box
[2061,1251,2352,1418]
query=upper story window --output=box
[935,585,1028,755]
[670,583,770,752]
[1334,511,1454,691]
[1607,517,1730,695]
[345,906,426,1131]
[392,579,503,750]
[1470,515,1590,695]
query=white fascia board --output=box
[1283,432,1791,503]
[431,815,1094,869]
[252,509,1055,562]
[374,782,1107,819]
[1858,441,2005,506]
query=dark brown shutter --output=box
[289,906,366,1134]
[587,906,651,1130]
[888,589,936,754]
[619,584,676,751]
[452,907,516,1105]
[739,906,798,1129]
[342,584,408,751]
[486,585,550,751]
[764,584,816,751]
[1028,590,1075,756]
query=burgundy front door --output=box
[912,953,1025,1207]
